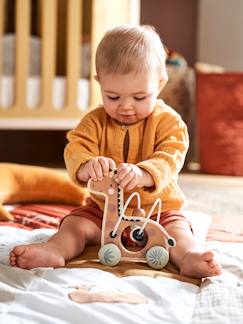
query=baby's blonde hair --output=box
[95,25,167,78]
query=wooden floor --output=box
[179,172,243,221]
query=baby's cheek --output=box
[138,104,154,118]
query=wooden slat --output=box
[40,0,57,113]
[14,0,31,109]
[66,0,82,111]
[0,0,140,124]
[0,0,4,107]
[90,0,131,108]
[0,0,4,77]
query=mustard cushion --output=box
[0,163,87,221]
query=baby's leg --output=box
[164,220,222,278]
[9,216,101,269]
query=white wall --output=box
[197,0,243,70]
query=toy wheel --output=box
[146,246,169,270]
[98,243,121,267]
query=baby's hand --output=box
[77,156,116,182]
[115,163,144,191]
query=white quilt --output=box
[0,227,243,323]
[192,241,243,323]
[0,227,197,324]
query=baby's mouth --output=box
[120,114,136,118]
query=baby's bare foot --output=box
[180,250,222,279]
[9,243,65,269]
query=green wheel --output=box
[146,246,169,270]
[98,243,121,267]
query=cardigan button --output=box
[121,125,126,130]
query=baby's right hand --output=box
[77,156,116,182]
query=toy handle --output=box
[138,198,162,235]
[132,208,145,217]
[122,192,141,216]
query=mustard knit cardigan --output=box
[64,99,189,215]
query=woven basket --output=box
[197,73,243,176]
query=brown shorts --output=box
[61,197,190,229]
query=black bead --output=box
[168,238,175,247]
[132,229,145,242]
[110,231,117,238]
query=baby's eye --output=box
[107,96,119,101]
[134,96,146,101]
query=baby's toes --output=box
[9,252,16,265]
[12,246,25,256]
[208,259,217,268]
[9,254,16,262]
[14,257,29,269]
[9,250,15,258]
[9,258,16,266]
[214,263,222,274]
[213,266,222,275]
[208,260,222,274]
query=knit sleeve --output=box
[64,112,102,186]
[137,115,189,195]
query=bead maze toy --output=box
[87,170,176,270]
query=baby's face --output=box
[97,70,166,125]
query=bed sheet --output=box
[0,76,89,110]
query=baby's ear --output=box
[159,77,168,92]
[159,75,168,90]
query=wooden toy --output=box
[87,170,176,270]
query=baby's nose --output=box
[119,99,133,110]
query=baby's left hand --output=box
[115,163,143,191]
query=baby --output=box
[10,25,222,278]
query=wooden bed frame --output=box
[0,0,140,130]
